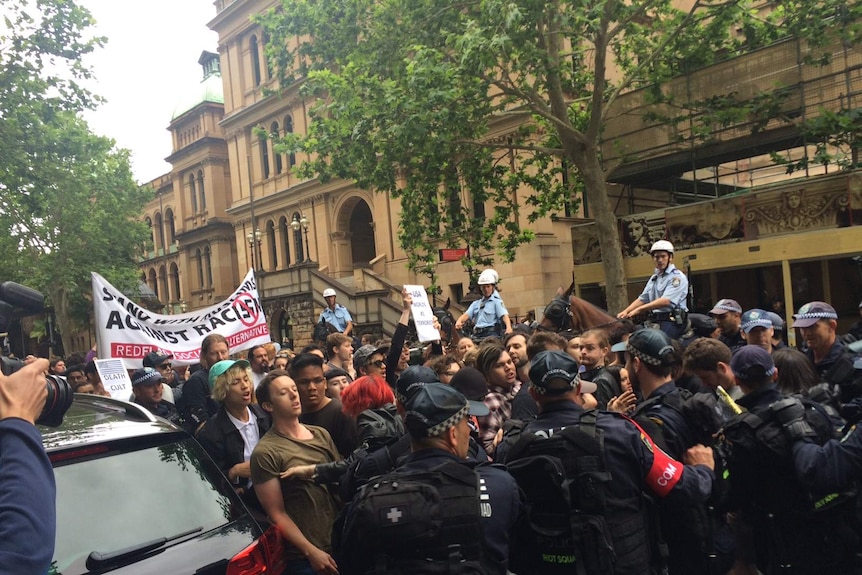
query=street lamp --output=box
[246,227,262,270]
[290,213,312,263]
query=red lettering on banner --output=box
[111,343,161,359]
[623,415,683,497]
[227,324,271,348]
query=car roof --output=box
[39,395,185,453]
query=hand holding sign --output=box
[403,285,442,343]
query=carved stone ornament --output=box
[572,223,602,264]
[743,188,849,237]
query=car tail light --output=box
[227,525,286,575]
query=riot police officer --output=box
[335,383,521,575]
[723,345,862,574]
[500,350,715,574]
[617,240,689,339]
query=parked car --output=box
[40,394,285,575]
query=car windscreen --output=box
[49,436,243,575]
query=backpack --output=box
[721,396,861,572]
[336,459,486,575]
[504,412,620,575]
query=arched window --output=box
[278,216,291,267]
[271,122,283,174]
[170,263,181,303]
[292,211,304,262]
[165,209,176,245]
[144,217,154,251]
[204,246,213,287]
[250,35,262,87]
[266,219,277,270]
[195,248,204,288]
[189,174,198,213]
[148,268,158,298]
[285,115,296,167]
[260,131,270,179]
[158,265,168,302]
[154,212,165,251]
[198,170,206,212]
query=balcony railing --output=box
[571,171,861,264]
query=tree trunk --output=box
[572,146,629,313]
[49,286,77,358]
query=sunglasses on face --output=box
[157,363,173,369]
[372,360,386,368]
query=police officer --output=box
[455,268,513,341]
[709,298,746,353]
[336,383,521,575]
[740,308,775,354]
[792,301,862,402]
[319,288,353,335]
[500,350,715,574]
[621,329,731,575]
[765,310,788,350]
[723,345,862,574]
[617,240,689,339]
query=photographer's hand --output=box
[0,358,48,424]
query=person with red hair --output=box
[281,374,404,487]
[340,375,394,418]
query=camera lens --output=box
[38,374,74,427]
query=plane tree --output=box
[260,0,854,310]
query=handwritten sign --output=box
[95,359,133,400]
[403,285,442,343]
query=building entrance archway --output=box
[335,197,376,271]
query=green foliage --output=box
[771,108,862,173]
[257,0,854,309]
[0,0,150,346]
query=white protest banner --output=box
[92,269,270,368]
[95,359,133,400]
[403,285,442,343]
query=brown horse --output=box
[539,284,630,333]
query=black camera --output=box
[0,282,74,427]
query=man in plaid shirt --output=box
[474,342,520,455]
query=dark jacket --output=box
[807,341,862,402]
[725,384,862,574]
[0,419,56,575]
[182,367,218,433]
[196,403,271,480]
[338,448,521,575]
[314,404,405,486]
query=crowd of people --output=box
[12,264,862,575]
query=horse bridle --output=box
[539,296,574,332]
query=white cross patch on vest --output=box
[386,507,403,523]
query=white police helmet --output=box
[323,288,337,298]
[649,240,675,255]
[477,269,499,285]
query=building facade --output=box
[138,3,862,348]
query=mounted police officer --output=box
[617,240,688,339]
[723,345,862,575]
[335,382,521,575]
[500,349,715,575]
[455,268,513,341]
[319,287,354,336]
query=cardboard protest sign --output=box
[91,269,270,368]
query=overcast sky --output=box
[78,0,219,183]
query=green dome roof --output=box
[171,51,224,120]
